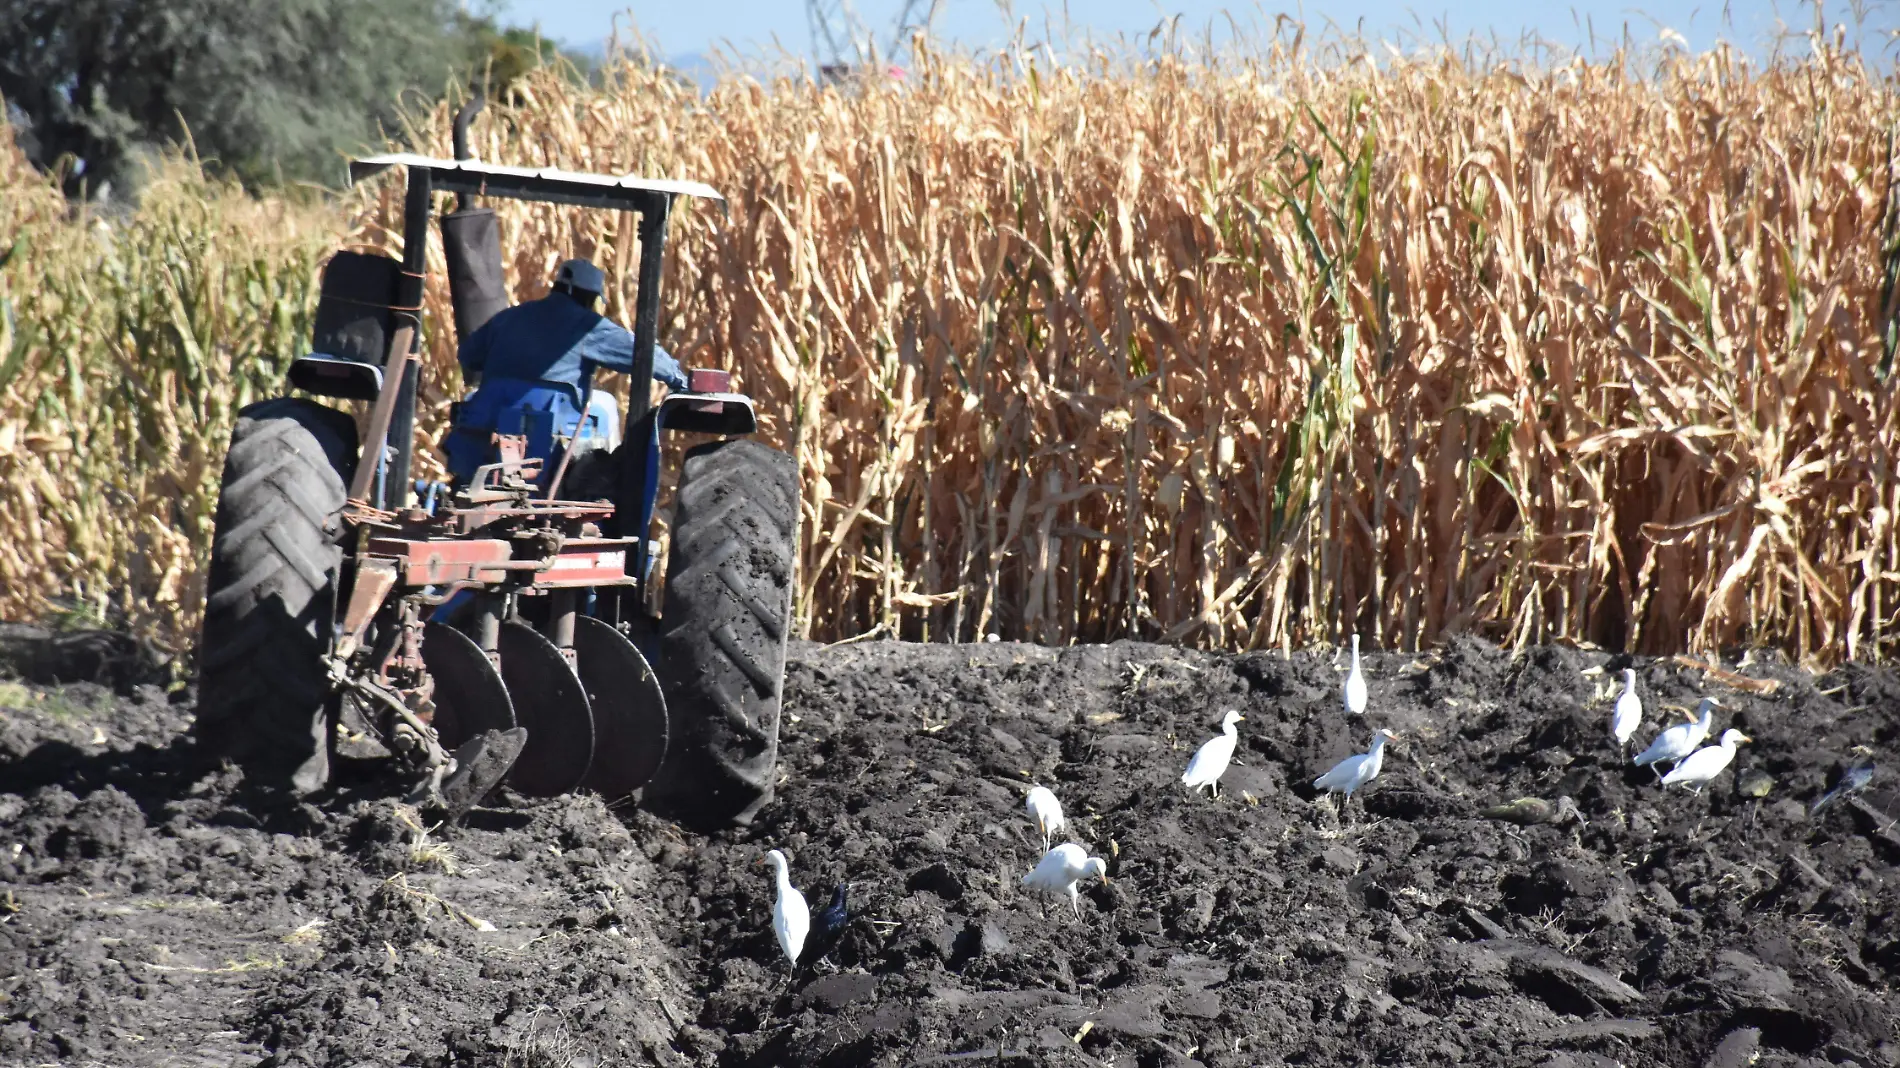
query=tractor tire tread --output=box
[195,397,356,793]
[645,439,797,829]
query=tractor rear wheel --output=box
[194,397,357,793]
[645,439,797,829]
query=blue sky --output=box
[496,1,1898,62]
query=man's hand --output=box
[652,348,690,391]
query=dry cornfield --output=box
[0,135,334,651]
[3,32,1898,665]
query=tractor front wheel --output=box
[645,439,797,829]
[194,397,356,793]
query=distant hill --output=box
[663,52,719,91]
[543,37,719,91]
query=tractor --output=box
[192,100,796,830]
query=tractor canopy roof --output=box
[348,153,724,213]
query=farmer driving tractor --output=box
[200,126,793,828]
[444,256,689,488]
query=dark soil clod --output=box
[2,636,1897,1067]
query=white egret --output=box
[1025,785,1065,850]
[1662,729,1752,793]
[1314,728,1397,802]
[1633,697,1716,778]
[1610,668,1643,750]
[760,849,809,973]
[1181,709,1245,799]
[1344,634,1368,716]
[1022,843,1109,918]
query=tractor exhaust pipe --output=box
[453,93,483,162]
[452,91,483,215]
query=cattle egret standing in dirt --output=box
[1182,710,1245,799]
[1662,729,1752,793]
[1633,697,1716,778]
[1344,635,1368,716]
[1314,729,1397,813]
[1025,785,1065,850]
[1023,843,1109,919]
[1611,668,1643,750]
[761,849,809,974]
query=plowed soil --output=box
[3,632,1897,1068]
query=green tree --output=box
[472,22,589,92]
[0,0,552,196]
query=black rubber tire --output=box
[194,397,356,793]
[644,439,797,829]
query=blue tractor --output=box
[192,100,796,830]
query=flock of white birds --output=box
[759,638,1757,970]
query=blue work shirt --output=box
[456,293,688,393]
[445,294,687,483]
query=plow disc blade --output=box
[422,622,515,750]
[496,620,595,797]
[573,616,669,800]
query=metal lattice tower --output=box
[807,0,862,71]
[886,0,942,59]
[807,0,943,71]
